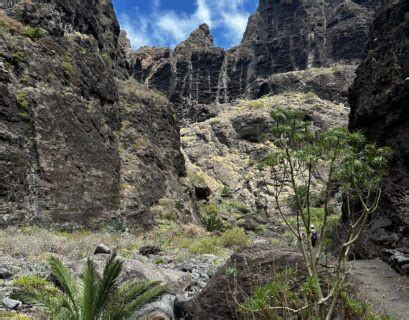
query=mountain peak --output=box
[175,23,214,52]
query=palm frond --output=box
[94,253,123,316]
[115,280,165,305]
[121,283,168,316]
[15,287,75,318]
[79,258,99,320]
[103,281,167,319]
[48,255,78,312]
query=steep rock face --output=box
[131,0,381,123]
[348,0,409,256]
[0,0,197,228]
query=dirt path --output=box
[349,258,409,320]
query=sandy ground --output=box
[350,258,409,320]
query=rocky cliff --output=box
[0,0,197,229]
[348,0,409,257]
[131,0,382,123]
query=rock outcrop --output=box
[131,0,381,123]
[182,90,349,222]
[0,0,197,228]
[348,0,409,258]
[182,245,306,319]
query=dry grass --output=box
[0,227,143,262]
[0,10,23,34]
[182,224,206,237]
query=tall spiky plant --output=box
[16,253,167,320]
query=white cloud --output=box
[118,0,254,50]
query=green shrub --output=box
[242,268,299,316]
[61,54,73,78]
[15,91,29,109]
[0,311,31,320]
[21,25,44,39]
[13,275,49,291]
[188,237,221,255]
[12,51,25,64]
[202,204,226,232]
[220,228,250,248]
[220,186,233,198]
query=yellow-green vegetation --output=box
[101,53,112,66]
[219,228,250,248]
[61,54,73,78]
[21,25,45,39]
[12,51,25,64]
[13,275,49,290]
[220,186,233,198]
[21,69,30,83]
[151,222,250,257]
[0,311,31,320]
[15,91,29,109]
[188,237,223,255]
[188,171,207,186]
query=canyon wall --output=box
[0,0,197,229]
[131,0,382,123]
[348,0,409,256]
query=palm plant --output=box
[15,254,167,320]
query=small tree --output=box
[16,254,167,320]
[256,109,390,319]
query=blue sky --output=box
[111,0,258,50]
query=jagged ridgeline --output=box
[131,0,380,123]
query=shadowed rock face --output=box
[348,0,409,257]
[0,0,198,228]
[131,0,381,123]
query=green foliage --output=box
[21,25,44,39]
[15,254,167,319]
[188,237,222,255]
[13,275,50,291]
[101,53,112,66]
[15,91,29,110]
[12,51,25,64]
[258,108,391,319]
[341,292,370,319]
[219,228,250,248]
[61,54,73,79]
[242,268,299,317]
[0,311,31,320]
[220,186,233,198]
[300,275,320,302]
[202,204,226,232]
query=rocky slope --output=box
[131,0,382,123]
[348,0,409,257]
[0,0,197,229]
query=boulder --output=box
[139,246,161,257]
[66,255,192,295]
[381,249,409,275]
[183,244,307,319]
[94,244,111,255]
[132,294,175,320]
[2,297,22,310]
[0,264,12,280]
